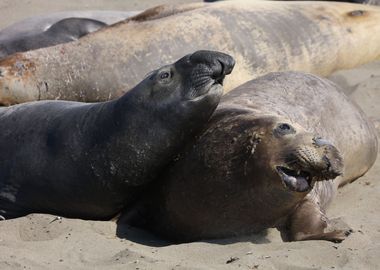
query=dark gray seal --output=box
[0,18,106,59]
[0,10,139,42]
[127,72,377,243]
[0,50,234,220]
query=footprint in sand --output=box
[18,214,72,242]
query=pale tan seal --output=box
[1,1,380,104]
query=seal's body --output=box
[0,18,106,59]
[0,50,234,220]
[0,10,140,59]
[0,10,138,42]
[128,72,377,243]
[1,1,380,104]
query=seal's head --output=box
[261,118,344,194]
[205,114,344,207]
[127,50,235,126]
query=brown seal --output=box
[126,72,378,243]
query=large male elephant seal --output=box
[0,50,234,220]
[127,72,377,243]
[1,1,380,105]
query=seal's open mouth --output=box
[276,166,313,193]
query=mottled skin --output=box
[0,18,106,59]
[1,1,380,104]
[0,50,234,220]
[128,72,377,243]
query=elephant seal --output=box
[0,10,140,59]
[0,10,138,42]
[127,72,377,243]
[0,18,106,59]
[0,50,234,220]
[1,1,380,104]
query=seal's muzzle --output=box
[177,50,235,99]
[277,136,343,193]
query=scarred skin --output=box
[126,72,377,243]
[0,50,235,220]
[1,1,380,104]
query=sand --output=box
[0,1,380,269]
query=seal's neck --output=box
[82,90,186,188]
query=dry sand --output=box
[0,1,379,269]
[0,0,203,29]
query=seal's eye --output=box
[274,123,296,137]
[158,68,172,84]
[160,72,170,79]
[279,123,291,131]
[157,69,172,84]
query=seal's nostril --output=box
[217,56,235,76]
[211,60,226,85]
[218,60,225,76]
[323,156,331,171]
[313,137,333,147]
[323,155,342,178]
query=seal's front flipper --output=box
[0,208,7,221]
[286,199,352,243]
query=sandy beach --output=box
[0,1,379,269]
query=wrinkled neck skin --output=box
[84,80,218,189]
[239,138,309,231]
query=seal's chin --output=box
[189,79,224,101]
[276,166,314,193]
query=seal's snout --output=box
[182,50,234,99]
[313,137,333,148]
[213,57,235,84]
[190,50,235,84]
[189,50,235,71]
[277,136,343,193]
[293,137,343,181]
[313,137,343,180]
[216,55,235,77]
